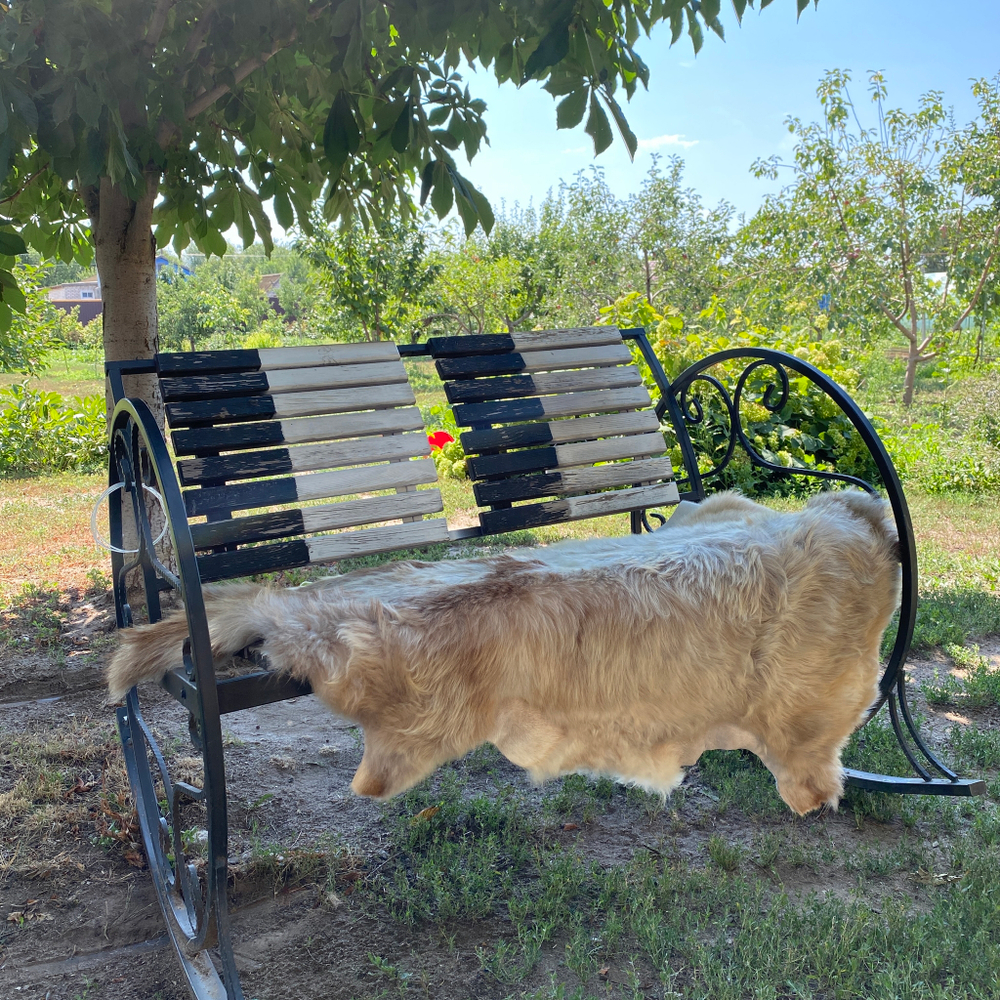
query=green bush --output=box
[0,382,106,476]
[643,301,881,494]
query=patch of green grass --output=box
[948,725,1000,770]
[695,750,786,818]
[912,589,1000,649]
[922,644,1000,708]
[544,773,616,824]
[706,834,742,872]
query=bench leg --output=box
[108,399,246,999]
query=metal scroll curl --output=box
[677,357,878,496]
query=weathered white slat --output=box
[556,457,675,495]
[294,458,439,503]
[544,410,661,444]
[561,481,681,519]
[552,431,666,469]
[256,343,400,370]
[277,407,426,446]
[507,343,632,373]
[305,518,451,563]
[177,432,433,484]
[510,327,622,352]
[271,383,416,419]
[257,360,407,394]
[533,386,652,419]
[300,490,444,534]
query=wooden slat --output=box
[157,342,398,376]
[184,457,439,517]
[305,519,450,562]
[466,432,665,480]
[478,482,680,534]
[445,366,642,405]
[171,407,426,457]
[167,383,416,428]
[177,432,432,486]
[453,386,651,427]
[196,518,450,583]
[459,410,660,454]
[161,360,407,401]
[427,328,620,358]
[473,457,674,506]
[189,491,444,549]
[435,344,631,380]
[197,539,311,582]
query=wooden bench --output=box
[104,326,983,1000]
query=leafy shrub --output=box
[880,421,1000,496]
[621,298,882,494]
[420,403,466,479]
[0,382,105,476]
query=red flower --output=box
[428,431,455,450]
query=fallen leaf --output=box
[562,822,579,831]
[410,805,440,824]
[598,966,610,977]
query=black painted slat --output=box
[171,420,286,457]
[160,372,270,401]
[157,349,262,376]
[178,447,295,486]
[452,397,547,426]
[479,501,571,534]
[466,446,558,480]
[185,475,299,517]
[427,334,516,357]
[435,353,528,379]
[166,395,279,428]
[197,539,311,583]
[460,422,554,454]
[445,374,539,404]
[190,509,306,549]
[473,471,564,506]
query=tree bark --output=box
[902,341,920,408]
[87,170,162,427]
[87,169,174,606]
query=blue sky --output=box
[459,0,1000,220]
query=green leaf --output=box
[0,231,27,257]
[0,276,26,313]
[273,186,294,229]
[556,88,588,130]
[796,0,811,15]
[390,100,411,154]
[419,160,436,206]
[585,92,613,155]
[464,178,495,234]
[323,90,361,179]
[430,160,453,218]
[522,17,572,83]
[602,90,637,160]
[731,0,748,22]
[686,8,704,53]
[427,105,450,127]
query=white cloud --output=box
[637,134,699,150]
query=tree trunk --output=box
[88,170,162,427]
[902,342,920,408]
[87,170,174,608]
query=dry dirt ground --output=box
[0,585,997,1000]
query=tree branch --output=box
[143,0,175,56]
[877,301,916,341]
[949,215,1000,332]
[0,167,46,206]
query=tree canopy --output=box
[0,0,812,350]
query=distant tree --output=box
[296,216,440,342]
[750,70,1000,405]
[629,156,734,318]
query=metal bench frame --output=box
[105,328,984,1000]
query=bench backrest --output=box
[158,342,449,582]
[428,327,679,534]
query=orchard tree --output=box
[752,70,1000,405]
[0,0,813,422]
